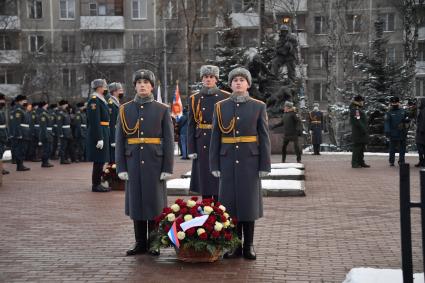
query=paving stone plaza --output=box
[0,154,423,282]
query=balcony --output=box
[0,16,20,30]
[230,13,259,28]
[419,26,425,41]
[417,61,425,76]
[296,32,307,47]
[0,50,21,64]
[80,16,124,31]
[265,0,307,13]
[0,84,21,96]
[81,48,125,64]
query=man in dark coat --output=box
[107,82,123,163]
[49,104,59,160]
[210,67,271,260]
[38,101,54,168]
[10,95,31,171]
[115,69,174,256]
[87,79,110,193]
[188,65,230,200]
[57,100,73,164]
[308,103,324,155]
[416,97,425,167]
[73,102,87,162]
[0,94,9,174]
[350,95,370,168]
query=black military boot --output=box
[127,220,147,256]
[224,223,243,259]
[91,185,109,192]
[17,161,30,171]
[60,159,71,164]
[242,221,256,260]
[41,159,54,168]
[147,220,160,256]
[2,169,9,175]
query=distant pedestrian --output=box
[38,101,54,168]
[107,82,123,163]
[308,103,324,155]
[350,95,370,168]
[10,95,31,171]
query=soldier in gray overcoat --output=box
[210,67,271,260]
[86,79,111,192]
[188,65,229,200]
[115,69,174,256]
[107,82,123,163]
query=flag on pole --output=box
[156,83,163,103]
[171,81,183,117]
[167,221,180,248]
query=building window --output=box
[29,35,44,53]
[380,13,395,32]
[89,3,97,16]
[199,0,208,18]
[312,52,327,69]
[88,33,123,50]
[0,34,11,50]
[98,4,106,16]
[417,42,425,61]
[163,0,177,19]
[314,16,326,34]
[416,78,425,97]
[313,82,327,102]
[62,68,76,88]
[28,0,42,19]
[61,35,75,53]
[347,14,361,33]
[0,69,13,84]
[0,0,17,15]
[233,0,258,12]
[60,0,75,19]
[196,33,209,51]
[386,47,396,64]
[132,33,148,49]
[132,0,147,19]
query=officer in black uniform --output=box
[73,102,87,162]
[10,95,31,171]
[49,104,59,160]
[308,103,324,155]
[108,82,123,163]
[87,79,110,193]
[57,100,73,164]
[38,101,54,168]
[0,94,9,174]
[350,95,370,168]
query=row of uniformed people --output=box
[114,67,271,260]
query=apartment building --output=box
[0,0,217,102]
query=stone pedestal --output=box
[269,117,304,155]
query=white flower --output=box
[177,231,186,240]
[197,228,206,236]
[219,205,226,212]
[187,200,196,208]
[223,220,230,228]
[214,221,223,231]
[111,164,117,169]
[167,213,175,222]
[224,212,230,219]
[184,214,193,222]
[171,204,180,213]
[203,206,213,215]
[105,169,110,174]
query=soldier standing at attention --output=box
[0,94,9,174]
[73,102,87,162]
[87,79,110,193]
[10,95,31,171]
[350,95,370,168]
[210,67,271,260]
[38,101,54,168]
[384,96,410,166]
[115,69,174,256]
[57,100,72,164]
[187,65,229,200]
[50,104,59,160]
[308,103,324,155]
[108,82,123,163]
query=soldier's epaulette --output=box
[216,97,231,106]
[108,98,113,104]
[190,91,200,98]
[154,100,170,108]
[120,100,133,109]
[91,95,96,99]
[220,90,231,96]
[250,97,266,105]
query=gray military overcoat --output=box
[115,94,174,221]
[209,95,271,221]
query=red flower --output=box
[176,217,184,226]
[180,208,188,215]
[175,198,184,206]
[186,227,196,236]
[199,232,208,240]
[215,201,222,207]
[232,217,238,225]
[164,224,171,233]
[190,196,198,201]
[162,207,172,214]
[189,207,198,216]
[203,224,213,232]
[224,232,232,241]
[206,215,216,225]
[211,231,220,239]
[220,215,227,222]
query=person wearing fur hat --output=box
[115,69,174,256]
[108,82,123,162]
[72,102,87,162]
[308,102,324,155]
[350,94,370,168]
[187,65,230,201]
[38,101,54,168]
[57,100,73,164]
[86,79,110,192]
[209,67,271,260]
[10,95,31,171]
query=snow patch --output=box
[343,268,424,283]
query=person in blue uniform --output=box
[73,102,87,162]
[107,82,123,163]
[38,101,54,168]
[57,100,73,164]
[10,95,31,171]
[308,103,324,155]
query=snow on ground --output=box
[271,163,305,169]
[182,168,304,178]
[342,268,424,283]
[303,151,419,157]
[2,149,11,161]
